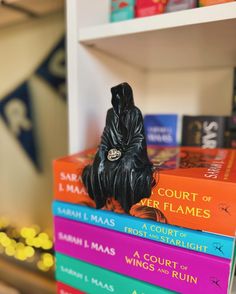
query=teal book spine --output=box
[53,201,235,259]
[110,6,135,22]
[56,252,175,294]
[111,0,136,11]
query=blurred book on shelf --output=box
[135,0,168,17]
[110,0,236,22]
[181,115,227,148]
[199,0,234,6]
[144,114,178,147]
[110,0,135,22]
[166,0,197,12]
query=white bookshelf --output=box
[66,0,235,153]
[79,3,236,40]
[79,2,236,70]
[66,1,236,291]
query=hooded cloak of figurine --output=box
[82,82,154,212]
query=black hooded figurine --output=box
[82,82,154,212]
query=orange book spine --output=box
[136,174,236,236]
[53,160,94,207]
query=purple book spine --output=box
[54,217,231,294]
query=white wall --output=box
[144,67,233,116]
[0,13,67,231]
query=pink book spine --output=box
[54,217,231,294]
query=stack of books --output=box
[53,146,236,293]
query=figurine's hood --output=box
[111,82,134,115]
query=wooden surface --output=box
[0,257,56,294]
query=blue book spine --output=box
[53,201,235,259]
[144,114,178,146]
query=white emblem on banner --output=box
[4,98,32,135]
[48,49,65,78]
[48,48,66,97]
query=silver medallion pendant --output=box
[107,148,122,161]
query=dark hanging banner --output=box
[36,37,66,99]
[0,82,39,169]
[0,35,66,170]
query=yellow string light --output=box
[41,240,53,250]
[21,227,37,239]
[0,221,55,272]
[38,232,49,240]
[1,236,11,247]
[5,245,15,256]
[15,242,24,249]
[32,237,41,248]
[25,237,34,246]
[0,232,7,241]
[24,246,35,258]
[37,260,50,272]
[42,253,54,267]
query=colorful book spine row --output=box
[53,201,235,259]
[54,216,233,294]
[56,253,174,294]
